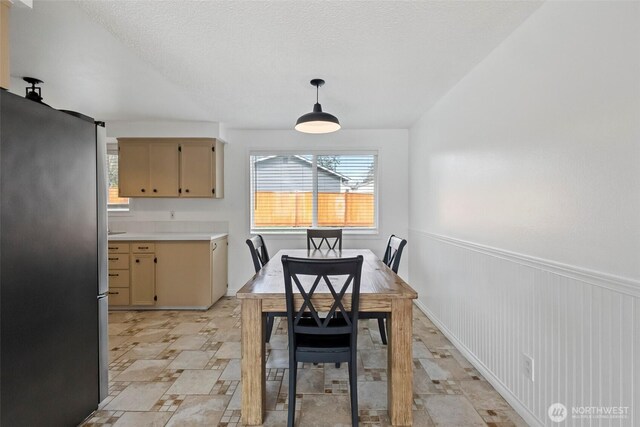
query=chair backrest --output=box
[382,234,407,274]
[246,235,270,273]
[306,228,343,250]
[281,255,363,339]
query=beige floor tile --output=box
[88,296,525,427]
[266,381,281,411]
[132,328,172,343]
[358,381,387,410]
[167,350,214,370]
[109,322,130,336]
[212,327,241,342]
[168,335,208,350]
[167,369,221,395]
[169,322,205,335]
[262,410,297,426]
[165,395,228,426]
[108,335,131,350]
[412,409,436,426]
[214,341,241,359]
[298,394,353,427]
[266,349,289,368]
[104,382,170,411]
[113,411,172,427]
[360,348,387,369]
[266,334,288,350]
[219,358,241,380]
[226,382,242,410]
[423,395,485,426]
[121,342,169,360]
[206,317,237,329]
[114,359,170,381]
[413,340,434,359]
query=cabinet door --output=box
[155,242,212,307]
[131,253,156,305]
[211,237,228,304]
[149,142,180,197]
[180,141,213,197]
[119,142,150,197]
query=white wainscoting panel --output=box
[409,229,639,426]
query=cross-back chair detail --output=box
[360,234,408,346]
[246,235,283,343]
[306,228,343,251]
[281,255,363,427]
[382,234,407,274]
[246,235,270,273]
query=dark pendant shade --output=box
[295,79,341,134]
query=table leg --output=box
[241,299,266,425]
[387,299,413,426]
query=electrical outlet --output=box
[170,211,175,220]
[523,354,534,382]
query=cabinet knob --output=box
[141,188,146,193]
[107,291,119,295]
[135,259,140,263]
[153,189,157,193]
[185,189,190,193]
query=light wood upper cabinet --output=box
[119,141,149,196]
[149,143,180,197]
[117,138,224,198]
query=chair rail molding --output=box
[411,229,640,298]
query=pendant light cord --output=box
[316,84,319,104]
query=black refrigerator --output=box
[0,90,109,426]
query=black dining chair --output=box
[282,255,363,427]
[360,234,407,345]
[246,235,285,343]
[307,228,342,250]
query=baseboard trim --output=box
[410,229,640,297]
[413,299,543,427]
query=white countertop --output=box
[108,232,228,241]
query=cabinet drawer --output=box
[108,243,129,253]
[108,288,130,306]
[132,243,155,253]
[108,270,130,287]
[108,254,129,269]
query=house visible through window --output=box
[250,152,377,232]
[107,149,130,211]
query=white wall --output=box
[408,2,639,426]
[110,129,409,294]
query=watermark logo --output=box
[548,403,630,422]
[548,403,567,423]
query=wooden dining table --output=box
[236,249,418,426]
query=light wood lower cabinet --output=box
[108,237,227,309]
[130,253,156,306]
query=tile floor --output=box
[82,297,526,427]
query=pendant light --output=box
[295,79,341,134]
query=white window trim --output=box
[106,144,133,216]
[248,150,379,235]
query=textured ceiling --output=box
[11,1,542,129]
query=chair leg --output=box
[348,358,358,426]
[288,359,297,427]
[378,317,387,345]
[265,314,275,343]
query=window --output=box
[250,152,377,232]
[107,147,130,212]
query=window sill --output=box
[251,229,379,237]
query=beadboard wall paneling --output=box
[410,230,639,426]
